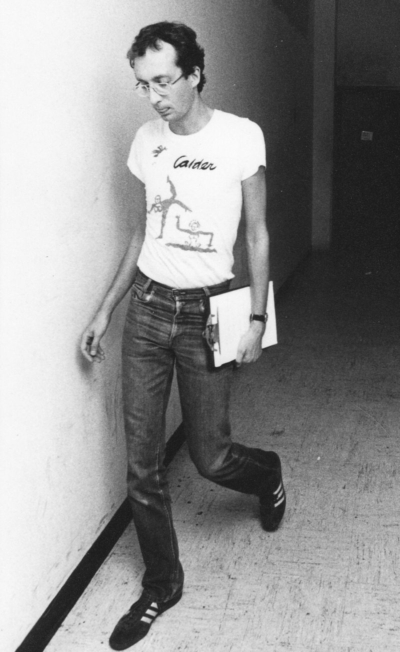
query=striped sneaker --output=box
[258,453,286,532]
[109,590,182,650]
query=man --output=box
[81,21,285,650]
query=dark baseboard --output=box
[16,423,186,652]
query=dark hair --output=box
[127,21,206,93]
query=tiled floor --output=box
[46,252,400,651]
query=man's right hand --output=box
[80,310,110,363]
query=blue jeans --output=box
[122,270,279,601]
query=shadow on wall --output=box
[337,51,395,87]
[336,0,400,87]
[272,0,310,37]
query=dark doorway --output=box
[333,87,400,274]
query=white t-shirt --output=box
[127,109,266,288]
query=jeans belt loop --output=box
[142,277,153,293]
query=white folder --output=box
[207,281,277,367]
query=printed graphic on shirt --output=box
[153,145,167,158]
[173,155,217,171]
[166,216,216,252]
[148,177,191,239]
[148,177,216,253]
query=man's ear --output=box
[190,66,201,89]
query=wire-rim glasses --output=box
[135,73,185,98]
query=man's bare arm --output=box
[236,166,269,366]
[80,176,146,363]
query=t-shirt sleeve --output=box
[127,127,145,182]
[240,120,267,181]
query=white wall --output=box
[0,1,314,649]
[0,4,142,649]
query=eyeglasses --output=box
[135,73,185,98]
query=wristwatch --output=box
[250,313,268,323]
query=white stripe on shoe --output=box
[141,603,159,624]
[273,482,285,507]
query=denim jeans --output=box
[122,270,279,601]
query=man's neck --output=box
[169,96,213,136]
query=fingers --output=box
[236,351,259,366]
[81,330,105,363]
[80,312,110,364]
[90,341,106,363]
[236,332,252,367]
[235,347,245,367]
[236,340,262,366]
[236,324,265,366]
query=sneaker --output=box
[109,590,182,650]
[259,478,286,531]
[257,452,286,532]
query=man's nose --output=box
[149,86,162,105]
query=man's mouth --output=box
[157,107,171,116]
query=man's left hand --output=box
[235,320,265,366]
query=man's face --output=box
[134,41,199,124]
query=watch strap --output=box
[250,313,268,323]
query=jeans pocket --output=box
[132,284,155,304]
